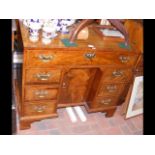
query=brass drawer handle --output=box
[33,105,47,113]
[62,82,66,88]
[119,55,130,63]
[106,85,117,92]
[35,73,51,81]
[38,54,54,62]
[100,99,112,105]
[112,70,123,77]
[34,90,48,98]
[84,52,96,59]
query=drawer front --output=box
[102,68,133,83]
[115,53,138,66]
[91,51,138,66]
[25,68,61,84]
[24,85,58,101]
[92,96,119,108]
[26,50,137,67]
[26,50,92,67]
[23,101,57,116]
[97,83,125,97]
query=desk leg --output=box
[20,120,31,130]
[105,108,116,117]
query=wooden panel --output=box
[135,54,143,73]
[91,96,119,108]
[59,68,97,104]
[117,83,130,105]
[124,20,143,53]
[102,68,133,83]
[97,83,126,97]
[22,101,57,116]
[24,85,58,101]
[26,49,138,67]
[26,50,92,67]
[25,68,61,84]
[91,51,138,67]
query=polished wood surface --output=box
[59,68,96,104]
[26,50,92,66]
[134,54,143,75]
[124,19,143,53]
[19,21,136,51]
[97,83,126,97]
[25,49,138,67]
[22,100,57,116]
[24,85,58,101]
[25,68,61,84]
[101,68,133,83]
[93,96,119,108]
[15,20,143,130]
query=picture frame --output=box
[125,76,143,119]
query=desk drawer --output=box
[25,68,61,84]
[26,50,91,67]
[97,83,126,97]
[24,85,58,101]
[102,68,133,83]
[91,51,138,66]
[26,50,137,67]
[92,96,119,108]
[23,101,57,116]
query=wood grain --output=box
[15,20,143,130]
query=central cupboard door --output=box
[59,68,99,104]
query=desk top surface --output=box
[19,21,135,52]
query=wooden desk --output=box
[16,20,141,129]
